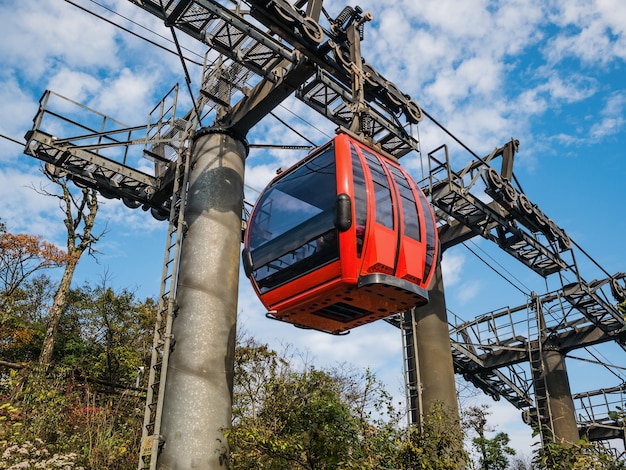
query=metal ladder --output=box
[528,295,554,446]
[401,308,423,429]
[138,144,192,470]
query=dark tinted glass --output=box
[389,166,420,240]
[249,146,339,292]
[350,144,367,256]
[416,192,437,281]
[360,148,394,229]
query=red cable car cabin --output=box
[243,133,439,334]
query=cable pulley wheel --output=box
[99,188,117,200]
[558,232,571,250]
[384,81,405,109]
[363,63,382,90]
[518,193,533,216]
[272,0,299,25]
[486,167,503,189]
[71,176,91,189]
[331,42,351,73]
[44,162,67,179]
[404,99,423,123]
[151,207,169,221]
[533,206,547,227]
[547,218,560,239]
[123,197,141,209]
[502,179,517,203]
[298,16,324,44]
[610,278,626,302]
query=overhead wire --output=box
[416,108,536,285]
[463,239,533,295]
[277,103,333,140]
[420,106,531,201]
[24,3,615,290]
[420,106,615,299]
[461,240,530,296]
[14,3,626,428]
[64,0,204,66]
[79,6,573,304]
[249,144,317,150]
[568,352,626,373]
[581,347,626,382]
[19,4,625,442]
[268,111,319,148]
[0,134,25,147]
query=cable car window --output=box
[248,146,339,292]
[350,144,367,256]
[389,166,421,240]
[360,148,394,230]
[416,193,437,282]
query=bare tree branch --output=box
[36,175,103,367]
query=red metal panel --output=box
[335,134,359,282]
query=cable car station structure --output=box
[21,0,626,468]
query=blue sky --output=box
[1,0,625,460]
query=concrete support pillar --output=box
[158,129,246,469]
[543,348,580,446]
[412,263,459,421]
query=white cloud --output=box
[403,0,492,40]
[457,279,482,304]
[0,0,120,81]
[515,88,549,117]
[441,250,465,287]
[244,162,277,196]
[541,74,597,104]
[88,67,160,124]
[0,78,36,159]
[590,91,626,139]
[0,167,67,243]
[547,0,626,64]
[47,68,102,105]
[299,324,402,369]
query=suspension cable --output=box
[64,0,204,66]
[462,241,530,296]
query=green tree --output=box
[60,283,156,386]
[0,281,157,469]
[395,401,468,470]
[0,274,56,367]
[0,362,145,469]
[472,433,515,470]
[532,436,626,469]
[232,335,290,422]
[228,337,403,469]
[465,404,515,469]
[0,223,68,316]
[230,365,361,468]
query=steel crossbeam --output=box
[432,179,567,276]
[296,69,419,157]
[129,0,423,156]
